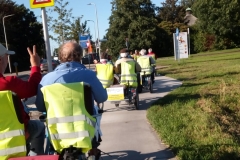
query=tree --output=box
[157,0,185,23]
[68,17,90,43]
[47,0,74,45]
[0,0,44,71]
[192,0,240,50]
[106,0,163,58]
[179,0,196,7]
[155,0,190,56]
[48,0,92,48]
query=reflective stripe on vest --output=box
[120,61,138,87]
[51,131,89,140]
[96,64,114,88]
[0,90,26,159]
[41,82,96,153]
[0,129,24,140]
[48,115,96,127]
[137,56,152,75]
[141,67,152,73]
[0,146,26,156]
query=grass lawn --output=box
[147,48,240,160]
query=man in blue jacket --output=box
[35,41,107,159]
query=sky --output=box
[15,0,164,51]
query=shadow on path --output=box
[101,148,175,160]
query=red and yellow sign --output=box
[30,0,54,9]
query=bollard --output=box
[13,62,18,76]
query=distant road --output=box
[3,63,96,77]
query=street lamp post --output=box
[3,14,14,73]
[86,20,97,53]
[87,3,100,54]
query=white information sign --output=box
[178,32,189,59]
[106,87,124,101]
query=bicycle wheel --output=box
[134,90,139,110]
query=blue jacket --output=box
[35,62,107,112]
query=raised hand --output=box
[27,45,40,67]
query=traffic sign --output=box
[30,0,54,9]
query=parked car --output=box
[40,59,60,72]
[81,53,100,64]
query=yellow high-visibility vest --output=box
[41,82,96,153]
[0,91,26,160]
[133,55,140,61]
[137,56,152,76]
[96,64,114,88]
[120,61,138,87]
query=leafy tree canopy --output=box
[192,0,240,49]
[47,0,90,46]
[0,0,44,71]
[106,0,165,58]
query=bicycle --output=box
[107,74,139,110]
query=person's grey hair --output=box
[140,49,147,56]
[58,41,83,62]
[148,48,152,52]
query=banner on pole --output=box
[79,34,92,52]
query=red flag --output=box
[87,38,92,53]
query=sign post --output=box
[30,0,54,72]
[125,37,129,50]
[173,28,189,61]
[175,28,180,62]
[187,28,191,57]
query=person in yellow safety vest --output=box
[40,82,96,154]
[147,48,157,61]
[130,49,139,61]
[35,41,108,159]
[0,91,26,160]
[147,48,157,76]
[95,52,118,87]
[138,49,156,84]
[115,48,141,89]
[96,63,114,88]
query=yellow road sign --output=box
[30,0,54,9]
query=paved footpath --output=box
[13,69,182,160]
[100,75,182,160]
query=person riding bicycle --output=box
[95,52,116,88]
[137,49,156,84]
[35,41,107,159]
[131,49,140,61]
[0,43,45,158]
[147,48,157,76]
[115,48,141,94]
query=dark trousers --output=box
[151,72,154,81]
